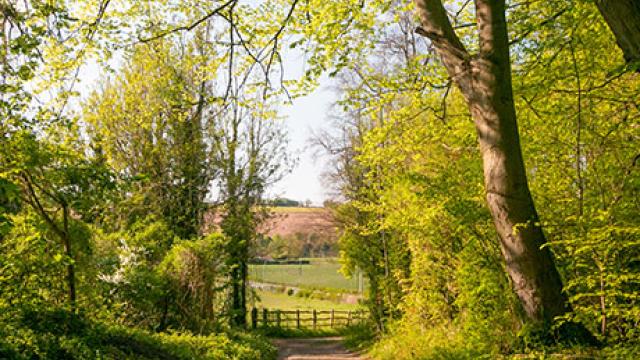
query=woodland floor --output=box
[273,337,363,360]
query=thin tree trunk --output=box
[157,294,170,331]
[413,0,577,327]
[230,261,247,327]
[62,206,76,309]
[599,268,606,335]
[21,173,77,309]
[240,259,247,326]
[595,0,640,67]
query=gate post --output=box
[312,309,317,330]
[251,308,258,329]
[263,308,268,327]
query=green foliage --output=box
[94,220,231,333]
[159,233,229,333]
[0,307,276,360]
[3,0,639,358]
[92,218,172,329]
[0,1,69,131]
[512,1,640,345]
[2,2,292,353]
[84,41,211,239]
[0,178,20,237]
[311,0,639,357]
[0,212,69,308]
[370,323,485,360]
[211,97,291,326]
[341,322,377,352]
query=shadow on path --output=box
[272,337,363,360]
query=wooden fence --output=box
[250,308,367,329]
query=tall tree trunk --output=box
[595,0,640,67]
[471,0,569,324]
[413,0,580,329]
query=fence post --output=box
[330,309,335,328]
[347,310,352,326]
[262,308,268,327]
[276,309,281,328]
[312,309,317,330]
[296,309,300,329]
[251,308,258,329]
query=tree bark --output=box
[595,0,640,67]
[414,0,569,324]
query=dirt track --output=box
[272,337,363,360]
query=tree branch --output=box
[20,172,66,241]
[138,0,237,43]
[414,0,472,95]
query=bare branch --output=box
[263,0,300,99]
[138,0,237,43]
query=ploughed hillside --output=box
[204,207,339,258]
[262,207,335,238]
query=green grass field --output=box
[248,258,366,292]
[249,290,363,311]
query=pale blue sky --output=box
[272,82,335,206]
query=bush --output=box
[0,307,277,360]
[342,322,377,352]
[159,233,228,332]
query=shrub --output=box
[0,306,276,360]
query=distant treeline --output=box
[265,197,312,207]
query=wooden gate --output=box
[250,308,367,329]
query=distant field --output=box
[249,289,363,311]
[249,258,365,292]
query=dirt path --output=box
[272,337,363,360]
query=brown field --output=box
[204,207,338,241]
[261,207,336,239]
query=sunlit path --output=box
[273,337,363,360]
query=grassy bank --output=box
[0,307,276,360]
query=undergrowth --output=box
[0,307,276,360]
[343,321,640,360]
